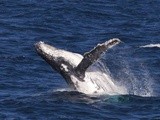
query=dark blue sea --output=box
[0,0,160,119]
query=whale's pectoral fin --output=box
[75,38,121,79]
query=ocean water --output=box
[0,0,160,119]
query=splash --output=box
[106,53,154,97]
[85,60,128,95]
[121,61,153,97]
[53,57,154,97]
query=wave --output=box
[140,44,160,48]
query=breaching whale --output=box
[35,38,127,95]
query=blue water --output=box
[0,0,160,119]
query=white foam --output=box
[70,62,127,95]
[140,44,160,48]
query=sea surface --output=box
[0,0,160,119]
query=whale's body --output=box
[35,39,126,95]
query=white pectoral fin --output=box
[75,38,121,79]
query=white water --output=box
[110,54,154,97]
[58,57,154,97]
[140,44,160,48]
[71,60,127,95]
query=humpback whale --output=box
[35,38,127,95]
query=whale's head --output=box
[35,41,61,71]
[35,41,83,88]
